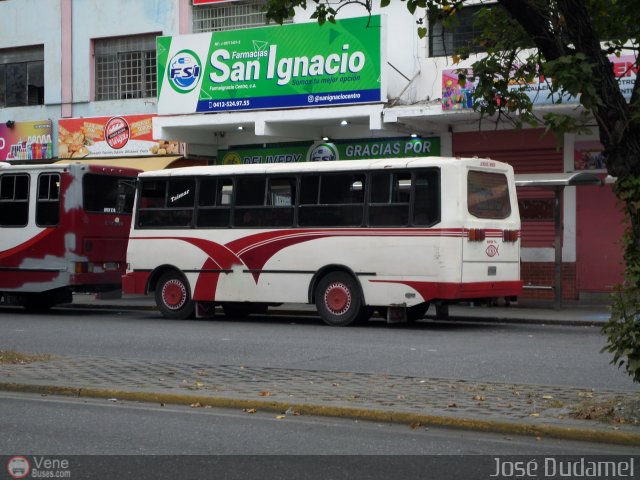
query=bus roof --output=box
[137,156,511,178]
[0,162,141,176]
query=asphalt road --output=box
[2,391,637,456]
[0,306,634,391]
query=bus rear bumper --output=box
[369,279,523,303]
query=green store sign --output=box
[218,137,441,165]
[157,16,384,114]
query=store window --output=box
[428,5,496,58]
[94,34,157,101]
[0,46,44,107]
[193,0,290,33]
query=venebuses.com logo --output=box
[7,456,71,478]
[7,457,30,479]
[168,49,202,93]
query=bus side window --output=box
[412,170,440,226]
[369,172,410,227]
[137,179,167,228]
[0,173,30,227]
[36,173,60,227]
[264,177,295,227]
[299,173,364,227]
[196,177,232,228]
[164,178,195,227]
[234,176,266,227]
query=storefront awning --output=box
[53,156,202,172]
[515,172,603,187]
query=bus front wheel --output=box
[315,272,364,327]
[155,271,195,320]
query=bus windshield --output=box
[83,174,136,214]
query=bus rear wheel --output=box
[315,272,364,327]
[407,302,430,322]
[155,271,195,320]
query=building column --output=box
[61,0,72,118]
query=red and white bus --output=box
[0,162,139,310]
[122,157,522,326]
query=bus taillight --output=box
[503,230,519,242]
[468,228,486,241]
[74,262,89,274]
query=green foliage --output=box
[602,175,640,382]
[603,287,640,383]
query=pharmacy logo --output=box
[168,50,202,93]
[7,456,30,479]
[308,143,339,162]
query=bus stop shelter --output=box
[514,171,606,308]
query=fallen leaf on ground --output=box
[243,408,257,414]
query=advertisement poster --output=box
[574,141,606,171]
[0,120,53,161]
[157,16,384,114]
[442,53,637,110]
[218,137,440,165]
[58,115,182,158]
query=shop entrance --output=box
[576,178,624,293]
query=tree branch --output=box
[497,0,566,60]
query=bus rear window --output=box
[467,171,511,219]
[83,174,136,214]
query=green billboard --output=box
[157,16,384,114]
[218,137,441,164]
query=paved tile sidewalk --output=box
[0,355,638,444]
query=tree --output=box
[265,0,640,381]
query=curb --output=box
[2,381,638,447]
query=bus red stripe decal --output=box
[132,229,471,299]
[369,280,523,301]
[0,229,55,261]
[192,257,222,301]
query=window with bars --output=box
[94,34,157,101]
[0,46,44,108]
[428,5,494,58]
[193,0,289,33]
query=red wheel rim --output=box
[162,279,187,310]
[324,282,351,315]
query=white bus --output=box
[122,157,522,325]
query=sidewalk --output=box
[0,353,638,445]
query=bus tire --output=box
[407,302,430,322]
[155,271,195,320]
[315,272,364,327]
[23,293,58,312]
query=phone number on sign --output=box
[208,100,250,109]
